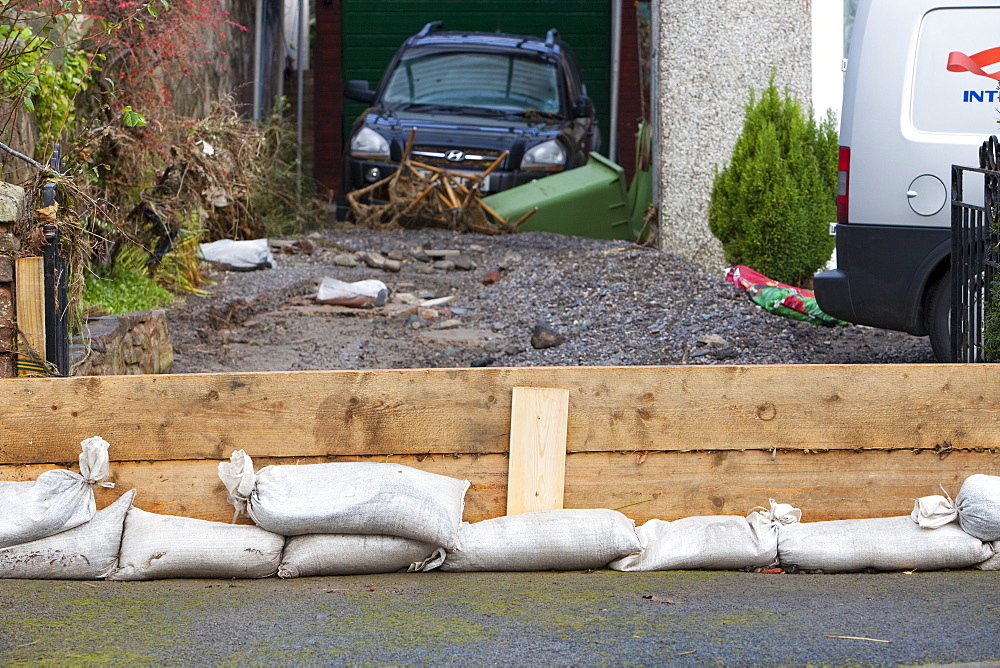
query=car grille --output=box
[409,146,505,171]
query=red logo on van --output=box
[948,47,1000,80]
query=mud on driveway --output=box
[165,226,935,374]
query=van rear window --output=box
[911,8,999,135]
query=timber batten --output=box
[1,364,998,523]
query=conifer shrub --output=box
[709,74,839,286]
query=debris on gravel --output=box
[165,226,935,374]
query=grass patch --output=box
[82,266,174,316]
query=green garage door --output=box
[340,0,611,153]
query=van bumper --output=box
[814,224,951,335]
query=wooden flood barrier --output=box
[1,364,999,523]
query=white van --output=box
[813,0,999,361]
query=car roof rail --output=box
[417,21,442,37]
[545,28,559,47]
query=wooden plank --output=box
[14,257,45,376]
[507,387,569,515]
[2,365,1000,464]
[3,449,997,524]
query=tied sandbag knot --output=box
[79,436,115,488]
[217,450,257,523]
[911,486,958,529]
[750,499,802,526]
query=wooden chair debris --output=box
[347,130,538,234]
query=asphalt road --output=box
[1,570,998,665]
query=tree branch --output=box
[0,140,52,174]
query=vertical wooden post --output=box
[15,256,46,376]
[506,386,570,516]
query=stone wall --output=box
[70,310,174,376]
[654,0,812,274]
[0,183,24,377]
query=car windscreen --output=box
[381,51,562,114]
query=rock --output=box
[382,259,402,272]
[386,249,405,261]
[0,255,12,282]
[530,321,566,349]
[412,249,431,263]
[699,334,729,348]
[504,344,525,356]
[481,269,501,285]
[417,307,440,320]
[452,255,476,271]
[468,244,486,253]
[500,252,522,268]
[435,319,462,330]
[471,356,496,367]
[425,249,460,258]
[360,251,386,269]
[416,264,435,274]
[333,253,358,268]
[393,292,421,305]
[483,340,504,354]
[433,260,455,271]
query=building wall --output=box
[655,0,812,273]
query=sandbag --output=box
[279,534,445,578]
[0,436,113,549]
[219,451,469,550]
[778,516,994,572]
[198,238,275,271]
[956,474,1000,541]
[911,493,958,529]
[609,500,801,572]
[109,507,284,580]
[0,490,135,580]
[976,543,1000,570]
[440,509,640,572]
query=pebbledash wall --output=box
[653,0,812,274]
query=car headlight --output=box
[350,127,390,160]
[522,140,566,171]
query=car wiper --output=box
[400,103,512,117]
[521,109,565,122]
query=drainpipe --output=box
[296,0,306,204]
[609,0,622,163]
[651,0,661,249]
[253,0,264,121]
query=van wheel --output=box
[926,269,954,362]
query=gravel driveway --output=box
[166,226,935,374]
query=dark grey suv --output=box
[341,22,600,205]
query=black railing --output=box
[951,136,1000,362]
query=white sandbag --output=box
[0,489,135,580]
[440,509,640,572]
[219,451,468,550]
[316,277,388,308]
[778,516,994,572]
[911,493,958,529]
[956,474,1000,541]
[609,500,801,572]
[109,507,284,580]
[0,436,113,549]
[198,238,275,270]
[977,542,1000,570]
[278,534,445,578]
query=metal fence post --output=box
[42,145,69,375]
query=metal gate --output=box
[951,136,1000,362]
